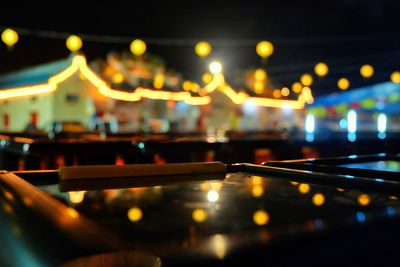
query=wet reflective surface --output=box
[30,172,400,265]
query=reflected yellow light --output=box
[252,185,264,197]
[253,210,270,226]
[200,182,210,191]
[127,207,143,222]
[389,196,398,201]
[209,61,222,74]
[202,73,213,84]
[391,71,400,83]
[272,89,281,98]
[252,176,263,186]
[314,62,329,77]
[2,203,12,214]
[207,190,219,202]
[192,208,208,223]
[182,80,192,91]
[292,82,303,93]
[153,74,165,89]
[254,81,264,94]
[338,78,350,90]
[195,41,212,58]
[112,72,124,84]
[1,28,18,47]
[213,234,226,259]
[211,182,223,191]
[4,191,14,201]
[254,69,267,81]
[130,39,146,56]
[312,193,325,206]
[68,191,85,204]
[301,86,314,104]
[337,188,345,192]
[256,41,274,58]
[300,74,313,86]
[66,35,82,52]
[191,82,200,92]
[358,194,370,206]
[360,64,374,78]
[281,87,290,97]
[291,181,299,186]
[298,183,310,194]
[66,208,79,219]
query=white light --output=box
[207,190,219,202]
[377,113,387,133]
[305,114,315,133]
[347,110,357,133]
[209,61,222,74]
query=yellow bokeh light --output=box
[391,71,400,83]
[66,35,82,52]
[253,210,270,226]
[360,64,374,78]
[291,181,299,186]
[130,39,147,56]
[358,194,370,206]
[389,196,398,201]
[195,41,212,57]
[182,80,192,91]
[200,182,210,191]
[1,28,18,47]
[254,81,264,94]
[338,78,350,90]
[281,87,290,97]
[312,193,325,206]
[252,185,264,197]
[272,89,282,98]
[256,41,274,58]
[300,74,313,86]
[292,82,303,94]
[254,69,267,81]
[252,176,263,186]
[202,73,213,84]
[314,62,329,77]
[153,74,165,89]
[112,72,124,84]
[298,183,310,194]
[127,207,143,222]
[68,191,85,204]
[66,208,79,219]
[337,188,345,192]
[192,208,208,223]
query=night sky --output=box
[0,0,399,96]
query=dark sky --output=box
[0,0,399,96]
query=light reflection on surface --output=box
[358,194,371,206]
[253,210,270,226]
[207,191,219,202]
[212,234,226,259]
[252,185,264,197]
[127,207,143,222]
[193,208,208,223]
[298,183,310,194]
[312,193,325,206]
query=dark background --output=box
[0,0,399,96]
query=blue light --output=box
[339,119,347,129]
[386,207,396,217]
[348,155,358,159]
[138,142,145,149]
[374,178,384,183]
[378,133,386,139]
[356,211,366,223]
[306,132,314,142]
[377,113,387,133]
[347,132,356,142]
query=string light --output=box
[300,74,313,86]
[66,35,82,52]
[338,78,350,90]
[256,41,274,58]
[360,64,374,78]
[195,41,212,57]
[130,39,146,56]
[314,62,329,77]
[1,28,18,48]
[391,71,400,83]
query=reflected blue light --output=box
[305,114,315,133]
[377,113,387,133]
[349,155,358,159]
[306,132,314,142]
[374,178,384,183]
[339,119,347,129]
[386,207,396,217]
[356,211,366,223]
[347,132,357,142]
[138,142,145,150]
[347,110,357,133]
[314,219,324,230]
[378,133,386,139]
[345,175,355,179]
